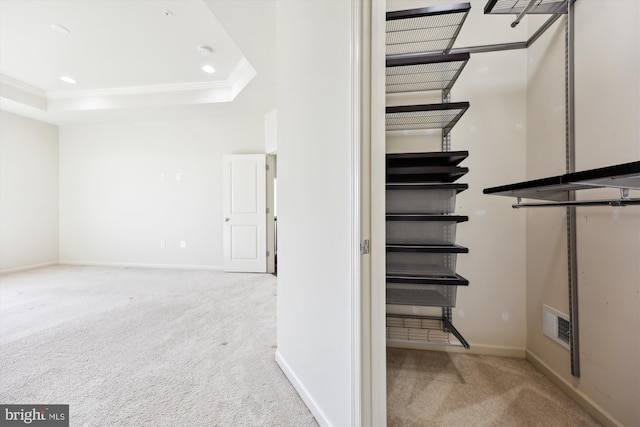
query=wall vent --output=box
[542,304,570,350]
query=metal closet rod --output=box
[511,0,539,28]
[513,198,640,208]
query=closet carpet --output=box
[0,266,317,427]
[387,347,600,427]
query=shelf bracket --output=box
[621,188,630,200]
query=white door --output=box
[223,154,267,272]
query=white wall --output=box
[386,0,529,354]
[0,110,58,272]
[526,2,640,426]
[59,114,264,269]
[275,1,356,426]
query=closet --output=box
[381,1,640,425]
[384,0,640,385]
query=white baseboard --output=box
[275,350,331,427]
[387,341,526,358]
[0,261,58,275]
[58,261,224,271]
[526,350,623,427]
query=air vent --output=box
[542,304,570,350]
[557,316,571,346]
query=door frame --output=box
[358,0,387,425]
[266,154,276,274]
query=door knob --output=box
[225,218,230,222]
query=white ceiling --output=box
[0,0,270,125]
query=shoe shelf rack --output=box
[385,3,472,349]
[386,102,470,137]
[386,52,470,97]
[386,3,470,56]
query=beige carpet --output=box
[387,348,600,427]
[0,266,317,427]
[1,266,602,427]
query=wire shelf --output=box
[484,0,567,15]
[386,165,469,183]
[387,3,471,56]
[387,282,459,307]
[386,314,469,348]
[387,150,468,167]
[386,53,470,95]
[386,183,468,214]
[387,273,469,287]
[386,183,468,192]
[386,102,469,135]
[387,244,469,253]
[387,215,468,245]
[386,245,468,279]
[484,161,640,202]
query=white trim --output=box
[47,80,229,99]
[0,74,46,97]
[387,342,527,359]
[275,351,331,427]
[350,1,362,426]
[227,57,252,85]
[58,261,224,271]
[526,350,624,427]
[266,154,276,274]
[0,261,58,275]
[369,0,388,425]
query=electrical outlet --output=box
[160,173,166,182]
[160,240,166,249]
[176,172,182,182]
[180,240,186,249]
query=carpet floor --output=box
[0,265,317,427]
[387,348,601,426]
[2,266,601,427]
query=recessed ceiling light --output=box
[51,24,71,35]
[202,65,216,74]
[60,76,76,84]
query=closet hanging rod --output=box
[511,0,538,28]
[512,198,640,209]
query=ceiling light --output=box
[60,76,76,84]
[51,24,71,35]
[202,65,216,74]
[197,45,213,55]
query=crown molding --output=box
[0,56,257,123]
[0,74,46,97]
[228,57,254,87]
[46,79,229,99]
[45,56,255,100]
